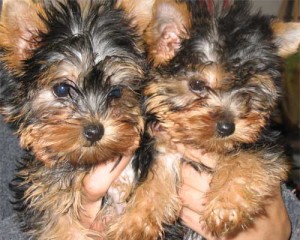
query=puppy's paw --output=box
[202,178,265,236]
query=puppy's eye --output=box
[189,79,206,93]
[52,83,71,98]
[108,87,122,98]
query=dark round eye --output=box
[52,83,71,98]
[108,87,122,98]
[189,79,206,93]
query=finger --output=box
[178,183,206,213]
[109,154,133,182]
[176,143,218,168]
[83,154,133,202]
[180,207,219,240]
[83,161,118,202]
[80,155,133,228]
[185,149,218,169]
[181,163,212,191]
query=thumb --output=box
[82,161,117,202]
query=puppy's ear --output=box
[116,0,155,35]
[144,0,191,66]
[272,21,300,57]
[0,0,46,70]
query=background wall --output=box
[252,0,281,15]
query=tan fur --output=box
[18,162,100,240]
[197,64,233,90]
[271,20,300,57]
[0,0,46,72]
[203,151,289,235]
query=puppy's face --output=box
[0,0,145,166]
[142,0,300,152]
[145,64,278,152]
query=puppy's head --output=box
[0,0,146,166]
[143,0,300,152]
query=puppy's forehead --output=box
[194,39,219,63]
[37,36,141,87]
[34,0,143,87]
[170,18,278,88]
[39,54,140,87]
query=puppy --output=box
[108,0,300,239]
[0,0,147,239]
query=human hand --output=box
[178,162,291,240]
[79,154,133,232]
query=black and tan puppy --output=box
[0,0,147,239]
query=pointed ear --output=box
[144,0,191,66]
[272,21,300,58]
[0,0,46,70]
[116,0,155,35]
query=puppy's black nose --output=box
[216,121,235,137]
[84,124,104,143]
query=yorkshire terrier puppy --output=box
[0,0,147,239]
[108,0,300,239]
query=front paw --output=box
[202,202,242,236]
[107,214,161,240]
[202,181,265,236]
